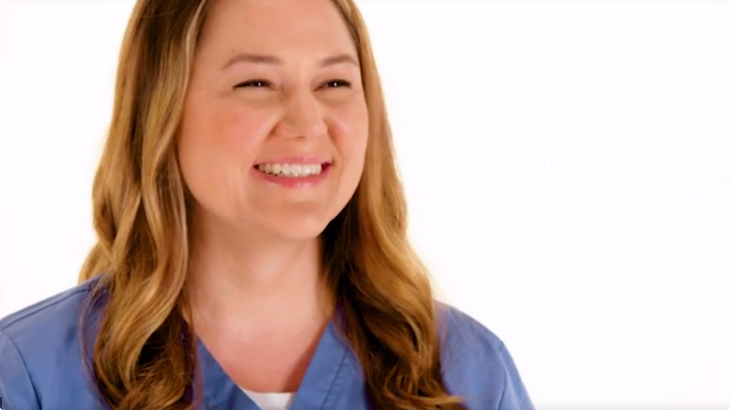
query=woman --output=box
[0,0,533,409]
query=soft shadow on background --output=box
[0,0,728,408]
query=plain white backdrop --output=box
[1,0,729,408]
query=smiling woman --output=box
[0,0,533,410]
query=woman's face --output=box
[177,0,368,241]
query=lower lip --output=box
[251,164,331,188]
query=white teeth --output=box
[256,163,324,177]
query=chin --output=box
[265,215,332,242]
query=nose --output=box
[275,90,327,139]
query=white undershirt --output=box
[240,388,295,410]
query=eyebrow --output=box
[221,52,359,70]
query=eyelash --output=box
[233,79,352,90]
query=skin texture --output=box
[178,0,368,242]
[177,0,369,392]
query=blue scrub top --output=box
[0,277,534,410]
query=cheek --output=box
[330,102,369,166]
[216,106,274,155]
[182,102,275,165]
[178,101,277,201]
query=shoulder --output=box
[0,277,105,409]
[434,302,506,379]
[0,277,94,345]
[435,302,534,410]
[435,301,504,354]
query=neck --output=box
[186,215,333,339]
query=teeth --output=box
[256,163,324,177]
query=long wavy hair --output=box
[77,0,467,409]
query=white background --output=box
[1,0,729,408]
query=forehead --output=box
[199,0,356,59]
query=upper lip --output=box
[254,155,331,166]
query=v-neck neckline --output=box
[195,320,351,410]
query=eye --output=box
[234,79,271,89]
[321,79,352,89]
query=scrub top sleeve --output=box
[496,342,535,410]
[0,330,42,410]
